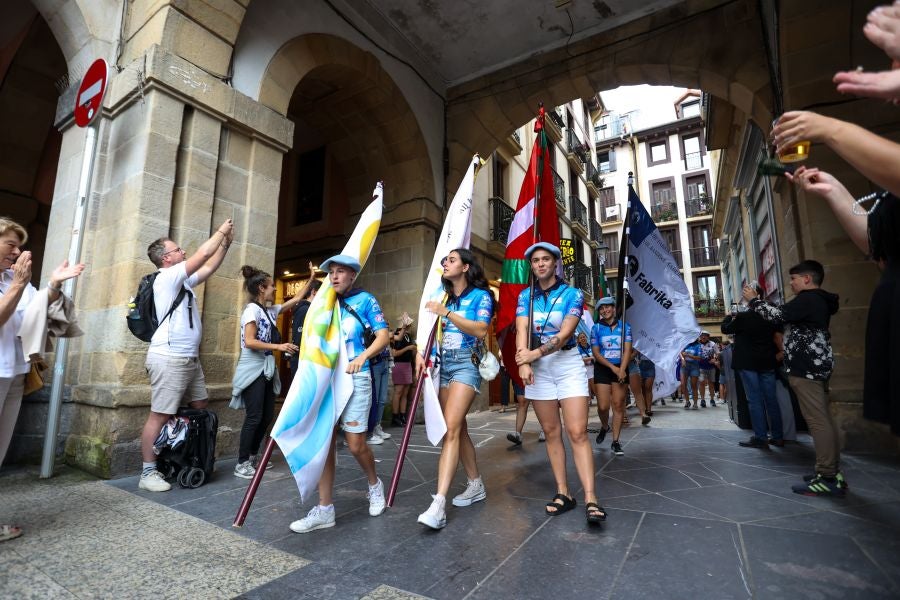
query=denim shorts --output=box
[683,361,700,378]
[627,361,639,376]
[340,372,372,433]
[439,348,481,393]
[639,359,656,379]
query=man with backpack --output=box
[137,219,234,492]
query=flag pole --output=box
[386,318,440,507]
[619,172,635,377]
[233,435,277,527]
[526,104,546,351]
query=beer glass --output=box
[773,116,810,163]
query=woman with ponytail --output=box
[231,265,304,479]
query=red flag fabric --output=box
[497,108,560,386]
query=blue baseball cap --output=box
[596,296,616,308]
[319,254,361,273]
[524,242,561,259]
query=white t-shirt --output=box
[240,302,282,350]
[0,269,37,378]
[148,262,201,358]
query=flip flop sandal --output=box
[545,493,576,516]
[586,502,607,523]
[0,525,23,543]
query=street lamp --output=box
[596,241,610,266]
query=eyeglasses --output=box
[163,247,184,256]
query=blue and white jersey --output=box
[591,320,632,365]
[682,341,703,363]
[240,303,282,351]
[440,286,493,350]
[516,279,583,344]
[338,289,387,373]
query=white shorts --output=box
[526,348,590,401]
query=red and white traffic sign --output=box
[74,58,109,128]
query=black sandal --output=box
[586,502,607,523]
[545,493,576,516]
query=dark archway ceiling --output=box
[355,0,709,86]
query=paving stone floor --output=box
[3,401,900,599]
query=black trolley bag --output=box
[157,408,218,488]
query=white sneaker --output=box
[366,433,384,445]
[234,460,256,479]
[538,430,546,442]
[417,494,447,530]
[290,505,336,534]
[250,455,274,470]
[138,470,171,492]
[452,477,486,507]
[367,478,386,516]
[373,424,391,440]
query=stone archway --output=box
[0,5,67,286]
[445,2,772,188]
[259,33,439,320]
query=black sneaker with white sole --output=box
[611,441,624,456]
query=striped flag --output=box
[416,155,481,445]
[271,183,383,501]
[496,108,560,385]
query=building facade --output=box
[595,91,725,335]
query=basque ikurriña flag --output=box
[619,185,699,398]
[496,109,560,386]
[415,155,481,445]
[271,183,383,501]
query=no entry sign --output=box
[74,58,108,128]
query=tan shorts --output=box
[145,354,207,415]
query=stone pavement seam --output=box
[604,511,647,600]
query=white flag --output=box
[415,155,481,445]
[651,359,681,400]
[623,186,700,366]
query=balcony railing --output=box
[512,129,521,145]
[552,168,566,209]
[585,160,598,187]
[601,203,622,223]
[651,202,679,223]
[684,196,712,218]
[690,245,719,267]
[684,152,703,170]
[694,297,725,318]
[572,262,594,296]
[591,167,605,188]
[569,195,588,231]
[589,220,602,245]
[566,129,589,164]
[548,106,565,129]
[489,196,515,244]
[594,117,628,143]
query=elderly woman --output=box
[0,217,84,542]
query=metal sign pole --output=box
[40,124,98,478]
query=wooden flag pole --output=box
[386,318,440,507]
[233,435,277,527]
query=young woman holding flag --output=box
[515,243,606,524]
[415,248,494,530]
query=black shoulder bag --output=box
[339,299,376,348]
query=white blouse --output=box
[0,269,38,378]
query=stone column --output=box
[10,44,295,478]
